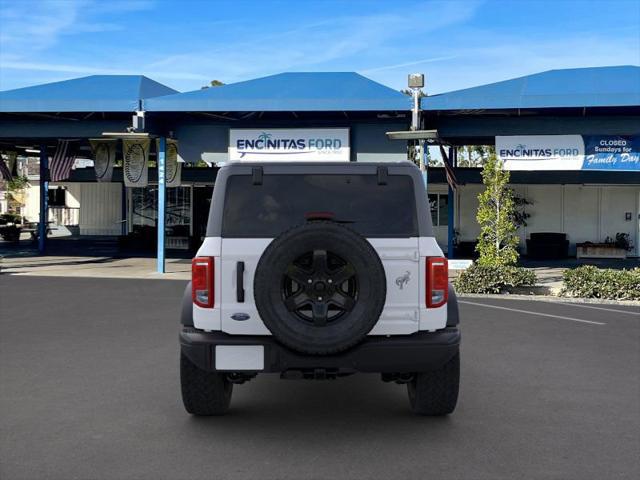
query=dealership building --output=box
[0,65,639,266]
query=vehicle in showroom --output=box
[180,161,460,415]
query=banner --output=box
[90,139,116,182]
[497,135,585,170]
[122,138,149,187]
[582,136,640,171]
[229,128,350,161]
[497,135,640,171]
[156,138,181,187]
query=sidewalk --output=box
[2,254,638,291]
[0,255,191,280]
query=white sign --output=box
[122,138,150,187]
[496,135,585,170]
[90,139,116,182]
[448,259,473,270]
[229,128,350,162]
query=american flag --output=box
[439,145,458,190]
[0,156,12,181]
[49,140,78,182]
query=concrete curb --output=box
[458,293,640,307]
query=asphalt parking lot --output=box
[1,276,638,480]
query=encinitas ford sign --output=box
[497,135,640,171]
[497,135,585,170]
[229,128,350,161]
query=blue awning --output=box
[145,72,411,112]
[0,75,178,113]
[422,66,640,111]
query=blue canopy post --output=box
[38,145,48,254]
[447,146,456,259]
[157,137,167,273]
[157,137,166,273]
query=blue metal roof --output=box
[422,66,640,111]
[0,75,178,113]
[145,72,411,112]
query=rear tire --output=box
[180,353,233,416]
[407,352,459,416]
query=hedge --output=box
[454,264,536,294]
[561,266,640,300]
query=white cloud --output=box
[418,30,640,94]
[0,59,209,81]
[138,1,484,89]
[0,0,153,56]
[360,56,459,74]
[1,0,637,95]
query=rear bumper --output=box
[180,327,460,374]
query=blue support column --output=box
[157,137,166,273]
[447,146,456,259]
[38,145,48,254]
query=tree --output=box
[5,175,30,215]
[475,153,519,266]
[457,145,495,167]
[201,79,225,89]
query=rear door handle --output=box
[236,261,245,302]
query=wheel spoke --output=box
[330,263,355,285]
[312,302,329,325]
[330,291,356,311]
[286,264,310,285]
[284,291,311,311]
[312,249,328,274]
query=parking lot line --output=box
[459,300,607,325]
[539,301,640,316]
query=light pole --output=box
[408,73,426,185]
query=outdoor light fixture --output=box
[408,73,425,89]
[101,132,151,139]
[386,129,439,141]
[24,148,41,153]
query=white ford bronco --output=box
[180,162,460,416]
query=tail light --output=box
[192,257,214,308]
[426,257,448,308]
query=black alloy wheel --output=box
[282,249,358,326]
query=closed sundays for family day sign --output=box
[229,128,350,161]
[497,135,640,171]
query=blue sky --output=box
[0,0,638,94]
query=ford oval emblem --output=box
[231,313,250,321]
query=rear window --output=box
[222,174,417,237]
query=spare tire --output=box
[254,221,386,355]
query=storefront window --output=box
[439,194,449,226]
[428,194,438,226]
[428,193,449,227]
[130,186,192,249]
[131,187,157,228]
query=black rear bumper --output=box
[180,327,460,374]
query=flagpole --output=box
[38,144,48,254]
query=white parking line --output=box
[540,301,640,316]
[459,300,607,325]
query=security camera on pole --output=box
[408,73,426,185]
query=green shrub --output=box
[454,264,537,294]
[561,266,640,300]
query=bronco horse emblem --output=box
[395,271,411,290]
